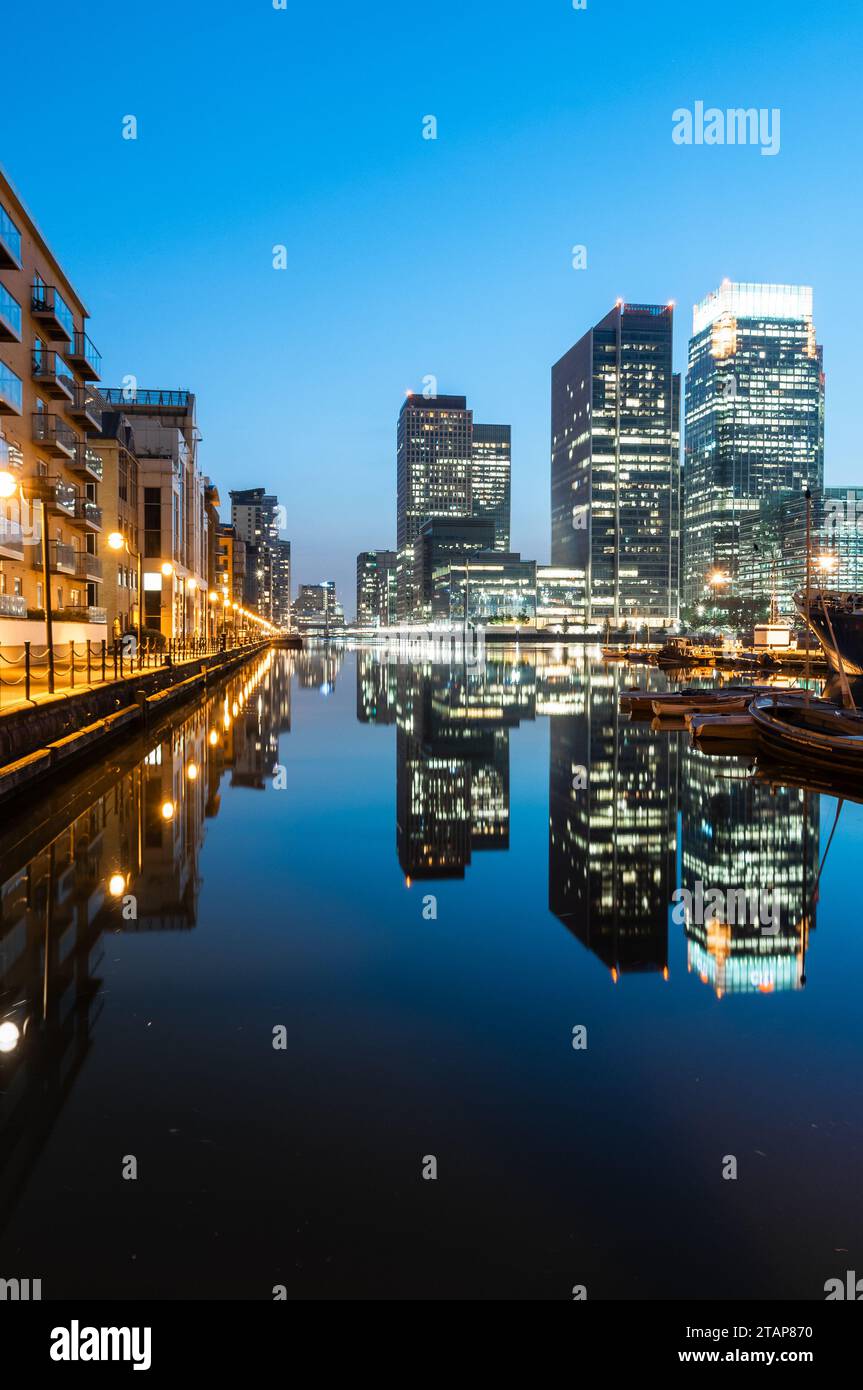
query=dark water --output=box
[0,645,861,1301]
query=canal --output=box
[0,645,861,1300]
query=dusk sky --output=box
[2,0,861,609]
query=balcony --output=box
[30,283,74,342]
[0,365,23,415]
[0,284,22,342]
[32,412,78,459]
[39,476,78,518]
[49,540,78,575]
[76,551,102,580]
[32,350,75,401]
[69,440,104,481]
[0,205,22,270]
[66,331,101,381]
[72,497,102,530]
[66,384,103,431]
[0,518,24,561]
[0,593,26,617]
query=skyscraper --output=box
[395,392,512,620]
[471,423,511,551]
[683,281,824,615]
[397,393,472,619]
[356,549,397,627]
[551,301,680,627]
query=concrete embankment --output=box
[0,642,271,807]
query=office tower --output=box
[100,388,207,638]
[356,549,397,627]
[471,423,511,551]
[551,301,680,627]
[397,393,472,619]
[683,281,824,615]
[0,169,106,642]
[738,486,863,622]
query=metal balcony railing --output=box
[32,412,78,457]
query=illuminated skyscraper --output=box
[683,281,824,615]
[471,423,511,551]
[395,393,512,619]
[551,302,680,626]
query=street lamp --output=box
[107,530,142,660]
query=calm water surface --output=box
[0,645,861,1300]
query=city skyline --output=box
[1,0,861,604]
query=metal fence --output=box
[0,634,262,706]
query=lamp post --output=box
[0,469,55,692]
[107,531,142,663]
[707,569,730,630]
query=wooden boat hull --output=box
[751,695,863,772]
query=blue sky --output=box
[2,0,861,608]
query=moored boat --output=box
[750,693,863,772]
[687,711,759,753]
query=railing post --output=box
[101,638,106,683]
[87,640,91,684]
[70,639,75,688]
[25,641,30,701]
[113,639,118,680]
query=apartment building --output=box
[0,168,106,643]
[100,389,208,639]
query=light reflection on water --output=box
[0,645,860,1300]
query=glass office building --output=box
[551,301,680,626]
[683,281,824,615]
[471,423,511,552]
[738,486,863,622]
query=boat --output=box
[649,684,782,718]
[750,693,863,772]
[687,711,759,753]
[655,638,717,668]
[794,590,863,677]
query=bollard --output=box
[70,640,75,689]
[101,638,106,683]
[25,641,31,701]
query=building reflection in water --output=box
[548,661,677,978]
[359,645,822,995]
[0,650,292,1231]
[679,743,819,998]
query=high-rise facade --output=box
[395,392,512,620]
[357,549,397,627]
[471,423,511,551]
[230,487,290,626]
[551,301,680,627]
[683,281,824,614]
